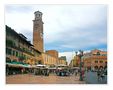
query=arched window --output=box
[38,60,42,64]
[94,66,98,70]
[97,52,100,55]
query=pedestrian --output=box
[100,69,105,80]
[47,69,49,76]
[97,69,101,81]
[81,69,85,80]
[75,69,78,76]
[21,68,24,74]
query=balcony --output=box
[6,41,34,56]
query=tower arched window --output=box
[97,52,100,55]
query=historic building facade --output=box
[42,53,58,67]
[6,25,41,66]
[45,50,58,58]
[69,49,107,70]
[69,58,76,67]
[58,56,67,65]
[82,49,107,70]
[69,55,80,67]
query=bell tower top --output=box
[34,11,43,20]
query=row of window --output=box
[44,55,57,64]
[6,36,27,48]
[6,48,30,60]
[58,60,66,65]
[95,60,107,63]
[6,37,34,54]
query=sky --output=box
[5,5,107,64]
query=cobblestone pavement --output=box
[6,74,85,84]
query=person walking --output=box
[100,68,105,81]
[21,68,24,74]
[75,69,78,76]
[97,69,101,81]
[81,69,85,80]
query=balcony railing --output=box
[6,40,42,59]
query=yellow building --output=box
[42,53,58,67]
[58,56,67,65]
[45,50,58,58]
[82,49,107,70]
[25,47,42,65]
[69,55,80,67]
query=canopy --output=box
[6,62,31,68]
[36,64,46,67]
[71,67,80,69]
[48,67,56,69]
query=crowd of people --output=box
[6,65,107,83]
[97,68,107,81]
[34,68,49,76]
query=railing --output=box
[7,45,34,56]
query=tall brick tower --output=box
[33,11,44,52]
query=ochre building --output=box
[58,56,67,65]
[45,50,58,58]
[42,53,58,67]
[82,49,107,70]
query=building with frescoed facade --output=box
[82,49,107,70]
[69,49,107,70]
[6,25,41,66]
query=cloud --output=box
[5,5,107,63]
[5,5,33,13]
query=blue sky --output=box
[5,5,107,63]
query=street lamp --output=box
[75,50,84,81]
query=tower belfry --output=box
[33,11,44,52]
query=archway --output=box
[94,66,98,70]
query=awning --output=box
[48,67,56,69]
[36,64,46,67]
[6,62,31,68]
